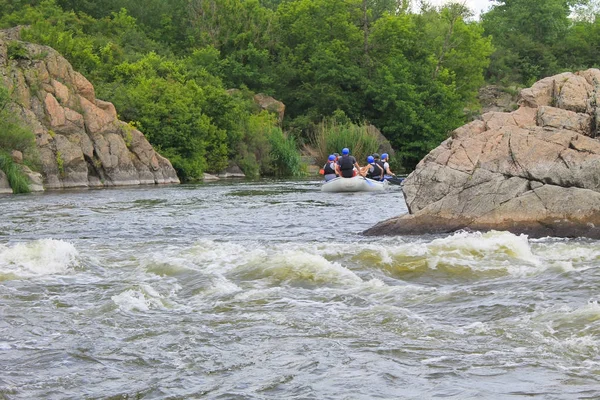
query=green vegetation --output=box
[312,118,380,167]
[0,86,35,152]
[55,151,64,177]
[482,0,599,86]
[0,153,30,194]
[0,83,38,193]
[7,40,28,59]
[267,128,305,178]
[0,0,598,178]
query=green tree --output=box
[364,11,467,169]
[417,3,493,106]
[275,0,365,126]
[554,13,600,70]
[481,0,578,84]
[187,0,276,90]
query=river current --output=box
[0,179,599,399]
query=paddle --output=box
[362,175,375,186]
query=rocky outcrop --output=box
[365,69,600,239]
[217,164,246,178]
[478,85,518,114]
[253,93,285,125]
[0,29,179,191]
[366,124,395,158]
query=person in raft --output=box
[381,153,396,177]
[336,148,362,178]
[372,153,385,172]
[360,155,384,181]
[323,154,338,181]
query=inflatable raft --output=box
[321,176,389,192]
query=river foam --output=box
[0,239,79,278]
[111,284,167,312]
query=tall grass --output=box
[0,121,36,152]
[0,83,39,193]
[233,111,306,178]
[0,152,30,194]
[312,119,380,166]
[267,128,305,177]
[0,83,37,155]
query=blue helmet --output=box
[342,148,349,155]
[381,153,389,160]
[367,156,374,163]
[328,154,335,161]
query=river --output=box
[1,179,599,399]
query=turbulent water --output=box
[1,179,599,399]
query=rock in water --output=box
[365,69,600,239]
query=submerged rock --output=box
[365,69,600,239]
[0,28,179,191]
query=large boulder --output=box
[365,69,600,239]
[0,28,179,191]
[253,93,285,125]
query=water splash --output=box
[344,231,545,280]
[111,284,166,312]
[0,239,79,278]
[243,250,363,287]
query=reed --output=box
[267,128,306,177]
[0,152,31,194]
[312,120,380,166]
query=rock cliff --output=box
[0,28,179,191]
[365,69,600,239]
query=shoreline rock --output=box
[365,69,600,239]
[0,28,179,192]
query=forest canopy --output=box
[1,0,599,178]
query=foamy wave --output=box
[532,241,600,271]
[202,274,241,297]
[149,240,364,289]
[426,230,545,277]
[428,230,538,263]
[0,239,79,278]
[111,284,166,312]
[184,239,268,274]
[332,231,545,279]
[506,302,600,360]
[238,250,363,286]
[535,301,600,330]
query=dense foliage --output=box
[482,0,599,85]
[2,0,599,177]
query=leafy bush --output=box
[231,111,274,178]
[7,40,29,59]
[229,111,305,178]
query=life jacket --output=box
[375,160,385,171]
[338,155,355,178]
[366,162,383,180]
[323,162,336,175]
